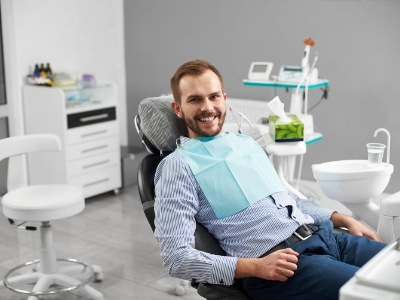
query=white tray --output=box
[355,239,400,292]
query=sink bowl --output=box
[312,160,394,203]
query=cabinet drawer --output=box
[66,121,118,145]
[67,136,119,160]
[69,165,121,198]
[67,107,116,129]
[68,151,120,176]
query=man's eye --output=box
[211,94,220,100]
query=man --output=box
[154,59,385,300]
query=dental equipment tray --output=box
[355,239,400,293]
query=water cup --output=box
[366,143,386,167]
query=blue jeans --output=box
[242,222,386,300]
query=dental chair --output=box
[135,96,356,299]
[0,134,104,300]
[136,96,250,299]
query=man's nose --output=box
[200,99,214,111]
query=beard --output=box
[183,110,226,137]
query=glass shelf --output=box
[63,83,116,114]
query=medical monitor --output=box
[248,62,273,81]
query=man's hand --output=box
[331,212,382,241]
[257,248,299,281]
[235,248,299,282]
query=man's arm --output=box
[155,153,238,285]
[293,194,381,242]
[330,212,382,241]
[235,248,299,282]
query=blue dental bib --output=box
[177,133,285,219]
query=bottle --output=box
[33,64,40,77]
[45,63,52,79]
[39,63,46,78]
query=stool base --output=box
[1,258,104,300]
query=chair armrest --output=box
[195,223,226,256]
[197,281,250,300]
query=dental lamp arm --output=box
[330,212,382,242]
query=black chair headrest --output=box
[136,96,188,154]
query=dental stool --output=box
[0,134,104,300]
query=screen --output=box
[252,64,268,73]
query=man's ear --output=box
[172,101,183,119]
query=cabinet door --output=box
[69,165,121,198]
[68,151,120,176]
[66,121,118,145]
[66,136,119,160]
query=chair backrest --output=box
[0,134,62,191]
[0,134,62,162]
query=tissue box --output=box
[269,114,304,142]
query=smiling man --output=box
[171,62,227,138]
[154,59,386,300]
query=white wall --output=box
[1,0,127,145]
[124,0,400,193]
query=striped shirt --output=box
[154,138,334,286]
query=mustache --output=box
[196,111,219,119]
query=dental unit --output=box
[312,128,400,243]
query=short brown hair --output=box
[170,59,224,103]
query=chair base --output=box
[1,258,104,300]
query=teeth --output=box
[200,117,214,122]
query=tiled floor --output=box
[0,178,362,300]
[0,185,203,300]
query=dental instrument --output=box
[301,37,314,70]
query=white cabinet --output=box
[22,83,121,198]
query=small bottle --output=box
[33,64,40,77]
[45,63,52,79]
[39,63,46,77]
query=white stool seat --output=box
[0,134,104,299]
[2,184,85,221]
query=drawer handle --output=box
[83,160,110,169]
[81,130,108,138]
[81,145,108,153]
[83,178,110,187]
[80,113,109,123]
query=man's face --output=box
[172,70,227,138]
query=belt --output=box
[259,224,317,258]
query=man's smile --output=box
[197,115,218,123]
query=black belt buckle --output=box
[293,224,314,241]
